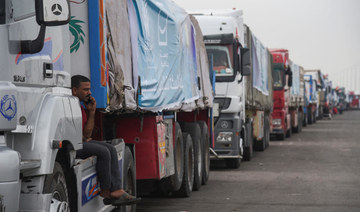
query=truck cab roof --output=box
[192,9,244,45]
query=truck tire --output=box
[121,147,137,212]
[298,112,303,133]
[174,133,194,197]
[286,125,292,137]
[168,122,184,192]
[44,162,70,212]
[292,113,299,133]
[198,121,210,185]
[277,132,285,141]
[308,110,313,124]
[303,112,307,127]
[243,122,253,161]
[181,122,202,191]
[264,116,270,148]
[255,117,266,152]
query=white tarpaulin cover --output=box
[107,0,137,111]
[186,15,213,110]
[244,25,273,110]
[251,34,269,96]
[290,61,301,96]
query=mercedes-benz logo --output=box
[221,121,229,129]
[1,95,17,121]
[51,4,62,16]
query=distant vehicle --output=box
[270,49,293,140]
[193,9,252,168]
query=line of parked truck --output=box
[0,0,355,211]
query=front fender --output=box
[22,93,82,176]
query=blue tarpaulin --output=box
[290,61,300,96]
[251,34,269,96]
[128,0,199,111]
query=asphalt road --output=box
[136,111,360,212]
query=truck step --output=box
[20,160,41,170]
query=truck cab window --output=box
[0,1,5,24]
[272,67,284,89]
[11,0,35,21]
[206,45,234,76]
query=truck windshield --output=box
[11,0,35,21]
[272,67,284,90]
[206,45,234,77]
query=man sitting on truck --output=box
[71,75,140,205]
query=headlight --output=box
[216,132,233,143]
[272,119,282,126]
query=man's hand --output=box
[83,136,92,142]
[85,96,96,113]
[83,96,96,140]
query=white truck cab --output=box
[192,10,250,168]
[0,1,128,211]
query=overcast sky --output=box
[172,0,360,93]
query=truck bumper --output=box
[211,113,243,159]
[0,181,21,212]
[270,129,285,135]
[0,146,21,212]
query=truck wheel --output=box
[44,162,70,212]
[303,113,307,127]
[308,111,313,124]
[198,121,210,185]
[182,122,202,191]
[292,114,299,133]
[174,133,194,197]
[243,122,253,161]
[264,116,270,148]
[277,133,285,141]
[168,122,184,192]
[121,147,137,212]
[255,117,266,151]
[298,112,303,133]
[286,125,292,137]
[255,138,265,151]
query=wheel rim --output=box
[50,196,70,212]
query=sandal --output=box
[103,192,141,206]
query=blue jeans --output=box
[76,140,122,191]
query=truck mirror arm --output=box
[20,25,46,54]
[238,75,243,84]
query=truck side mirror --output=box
[35,0,70,26]
[286,67,293,87]
[241,48,251,76]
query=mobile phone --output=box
[85,95,92,104]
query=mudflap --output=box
[73,139,125,212]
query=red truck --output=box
[270,49,293,140]
[348,91,360,110]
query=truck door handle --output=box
[43,63,53,79]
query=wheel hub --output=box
[50,198,70,212]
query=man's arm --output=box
[83,96,96,141]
